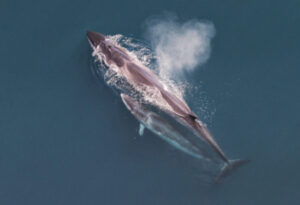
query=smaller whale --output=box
[121,93,209,161]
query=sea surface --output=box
[0,0,299,204]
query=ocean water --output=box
[0,0,300,204]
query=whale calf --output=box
[87,31,249,181]
[121,93,210,161]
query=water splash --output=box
[144,14,215,80]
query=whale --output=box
[120,93,210,161]
[87,31,249,181]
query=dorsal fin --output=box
[173,112,197,121]
[188,114,197,121]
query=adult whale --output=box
[87,31,249,180]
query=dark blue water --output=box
[1,0,299,204]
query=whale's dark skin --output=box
[87,31,229,163]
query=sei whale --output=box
[87,31,249,181]
[121,93,209,161]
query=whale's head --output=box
[87,31,129,67]
[120,94,135,112]
[120,94,148,121]
[86,31,105,47]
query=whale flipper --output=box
[139,123,145,136]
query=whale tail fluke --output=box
[216,159,250,183]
